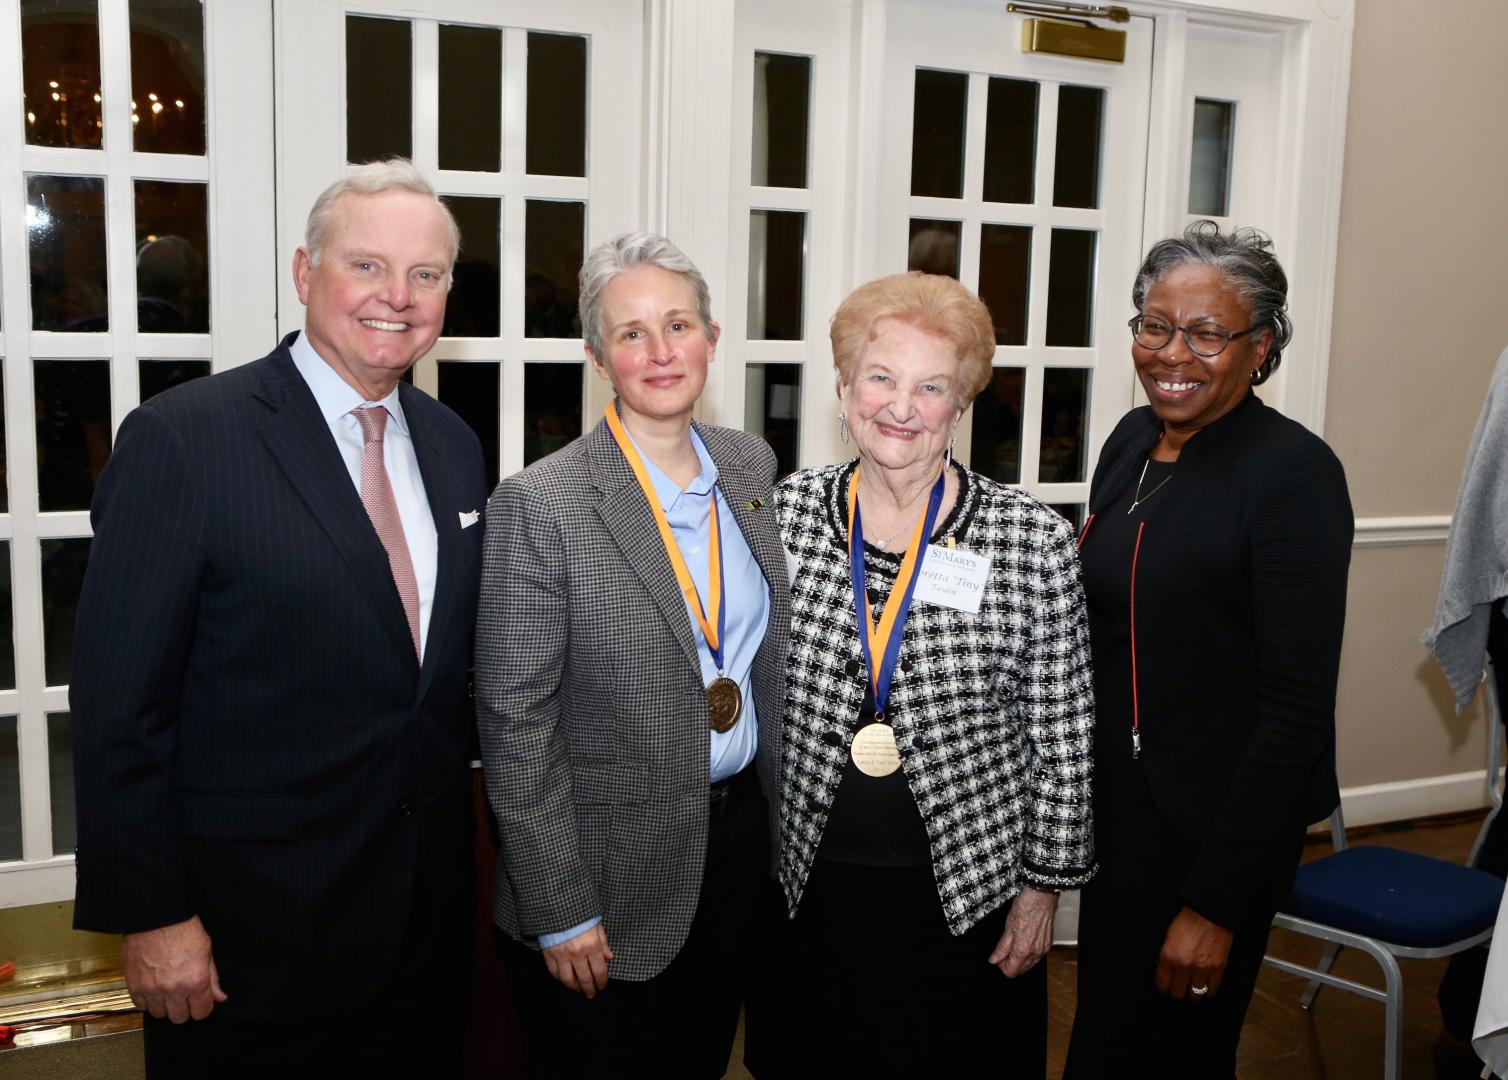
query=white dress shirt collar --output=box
[289,330,410,435]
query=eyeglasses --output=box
[1128,314,1256,358]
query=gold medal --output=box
[851,722,902,777]
[707,675,742,733]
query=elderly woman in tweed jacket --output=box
[746,272,1094,1077]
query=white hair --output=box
[304,158,461,276]
[578,232,714,358]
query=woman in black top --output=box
[1064,221,1353,1077]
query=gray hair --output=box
[1131,219,1292,384]
[304,158,461,277]
[578,232,714,358]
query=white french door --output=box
[878,2,1154,527]
[0,0,1349,908]
[274,0,643,485]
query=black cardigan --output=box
[1081,391,1353,928]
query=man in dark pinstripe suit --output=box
[70,160,487,1077]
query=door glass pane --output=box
[1039,368,1089,482]
[908,219,961,279]
[48,713,74,855]
[0,372,9,513]
[442,196,501,338]
[982,77,1037,205]
[752,53,810,189]
[35,360,112,512]
[1190,98,1236,217]
[911,69,967,199]
[139,358,209,402]
[438,24,500,173]
[346,16,411,164]
[744,363,801,480]
[22,0,103,149]
[524,363,582,467]
[0,718,19,861]
[41,538,91,687]
[978,224,1031,346]
[135,181,209,332]
[437,362,499,485]
[27,175,108,332]
[0,544,13,689]
[527,32,587,178]
[970,367,1025,484]
[747,210,805,341]
[129,0,205,155]
[1046,228,1096,348]
[524,201,584,339]
[1053,85,1105,210]
[1048,503,1084,532]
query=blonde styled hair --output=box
[830,272,995,405]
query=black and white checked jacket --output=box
[776,459,1095,934]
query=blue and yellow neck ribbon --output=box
[604,403,727,671]
[846,466,945,719]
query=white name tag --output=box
[913,544,990,613]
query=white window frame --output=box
[0,0,275,907]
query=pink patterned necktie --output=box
[353,406,421,659]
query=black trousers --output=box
[1064,758,1302,1079]
[745,857,1047,1078]
[499,767,771,1080]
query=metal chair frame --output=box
[1264,695,1504,1080]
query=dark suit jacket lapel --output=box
[253,343,417,666]
[404,385,458,703]
[587,417,701,673]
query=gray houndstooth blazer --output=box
[476,414,790,981]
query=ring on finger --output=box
[1190,983,1210,997]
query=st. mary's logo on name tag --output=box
[913,545,990,614]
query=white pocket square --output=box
[459,509,480,529]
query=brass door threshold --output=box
[1,987,140,1051]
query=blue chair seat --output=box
[1284,845,1504,948]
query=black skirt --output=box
[745,857,1046,1078]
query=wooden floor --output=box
[1043,812,1492,1080]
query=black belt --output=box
[709,764,758,822]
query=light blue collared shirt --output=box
[538,426,772,949]
[289,331,438,658]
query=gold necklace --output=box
[1127,457,1172,514]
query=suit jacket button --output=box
[844,659,860,676]
[398,801,413,817]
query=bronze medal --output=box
[851,722,901,777]
[707,675,742,733]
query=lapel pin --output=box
[747,497,766,511]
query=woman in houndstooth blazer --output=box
[476,233,790,1079]
[746,272,1095,1077]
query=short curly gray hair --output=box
[578,232,715,358]
[304,158,460,277]
[1131,219,1292,385]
